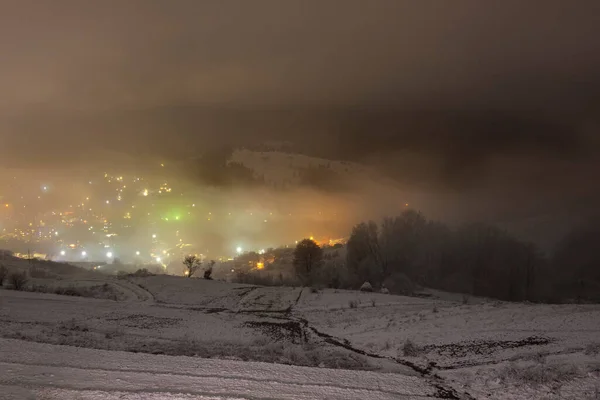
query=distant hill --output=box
[178,146,391,192]
[229,148,375,191]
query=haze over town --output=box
[1,2,599,400]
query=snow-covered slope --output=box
[0,338,437,400]
[230,148,373,186]
[3,273,599,399]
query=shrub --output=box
[402,339,421,357]
[27,283,119,300]
[518,352,547,364]
[359,281,373,292]
[203,260,215,280]
[58,318,89,332]
[383,273,415,296]
[499,362,580,386]
[348,300,358,309]
[130,268,154,277]
[585,342,600,356]
[462,293,470,304]
[314,259,350,289]
[124,338,372,370]
[30,284,49,293]
[0,264,7,286]
[233,271,300,287]
[9,271,28,291]
[54,286,82,296]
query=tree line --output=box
[290,210,599,303]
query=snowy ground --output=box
[0,338,437,400]
[293,289,600,399]
[1,267,600,399]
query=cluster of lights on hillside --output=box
[2,166,406,265]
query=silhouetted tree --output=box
[0,264,7,286]
[346,210,545,301]
[293,239,323,284]
[552,224,600,302]
[183,255,201,278]
[9,271,28,290]
[379,210,427,279]
[346,221,382,286]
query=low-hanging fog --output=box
[1,1,599,256]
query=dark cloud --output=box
[1,0,599,234]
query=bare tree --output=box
[183,255,201,278]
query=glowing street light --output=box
[135,251,140,256]
[60,250,66,256]
[106,252,113,258]
[152,234,157,239]
[156,257,162,263]
[81,251,87,257]
[236,246,243,254]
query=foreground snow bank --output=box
[0,338,437,400]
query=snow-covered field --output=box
[294,290,600,399]
[1,263,599,399]
[0,338,436,400]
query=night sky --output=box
[1,1,599,241]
